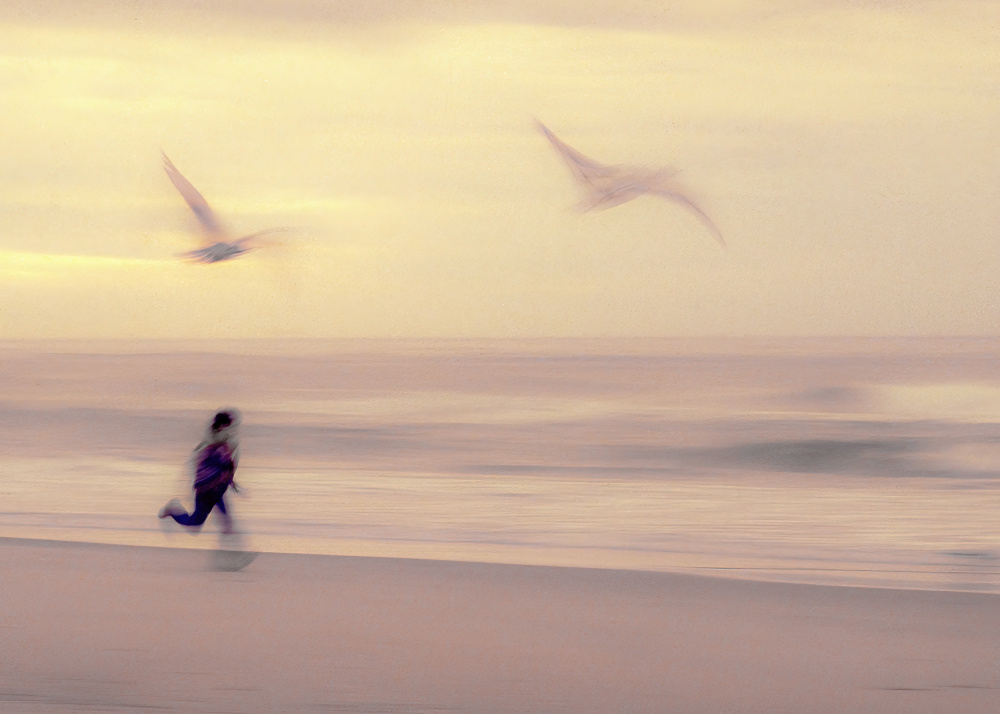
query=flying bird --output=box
[162,152,284,263]
[536,121,725,248]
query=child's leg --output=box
[213,494,234,535]
[170,490,220,530]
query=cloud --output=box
[6,0,986,36]
[0,249,168,279]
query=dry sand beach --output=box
[3,537,1000,714]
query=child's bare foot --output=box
[158,498,183,519]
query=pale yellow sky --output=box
[1,0,998,338]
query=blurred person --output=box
[159,409,242,534]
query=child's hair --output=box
[211,411,234,433]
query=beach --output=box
[4,338,1000,711]
[3,538,999,714]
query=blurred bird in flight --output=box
[162,153,285,263]
[536,121,725,248]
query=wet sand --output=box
[2,538,999,713]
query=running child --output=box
[159,409,242,533]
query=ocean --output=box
[3,336,1000,591]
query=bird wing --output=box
[178,243,250,264]
[537,121,619,187]
[178,246,218,263]
[162,153,225,240]
[649,187,726,248]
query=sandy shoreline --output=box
[2,538,1000,713]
